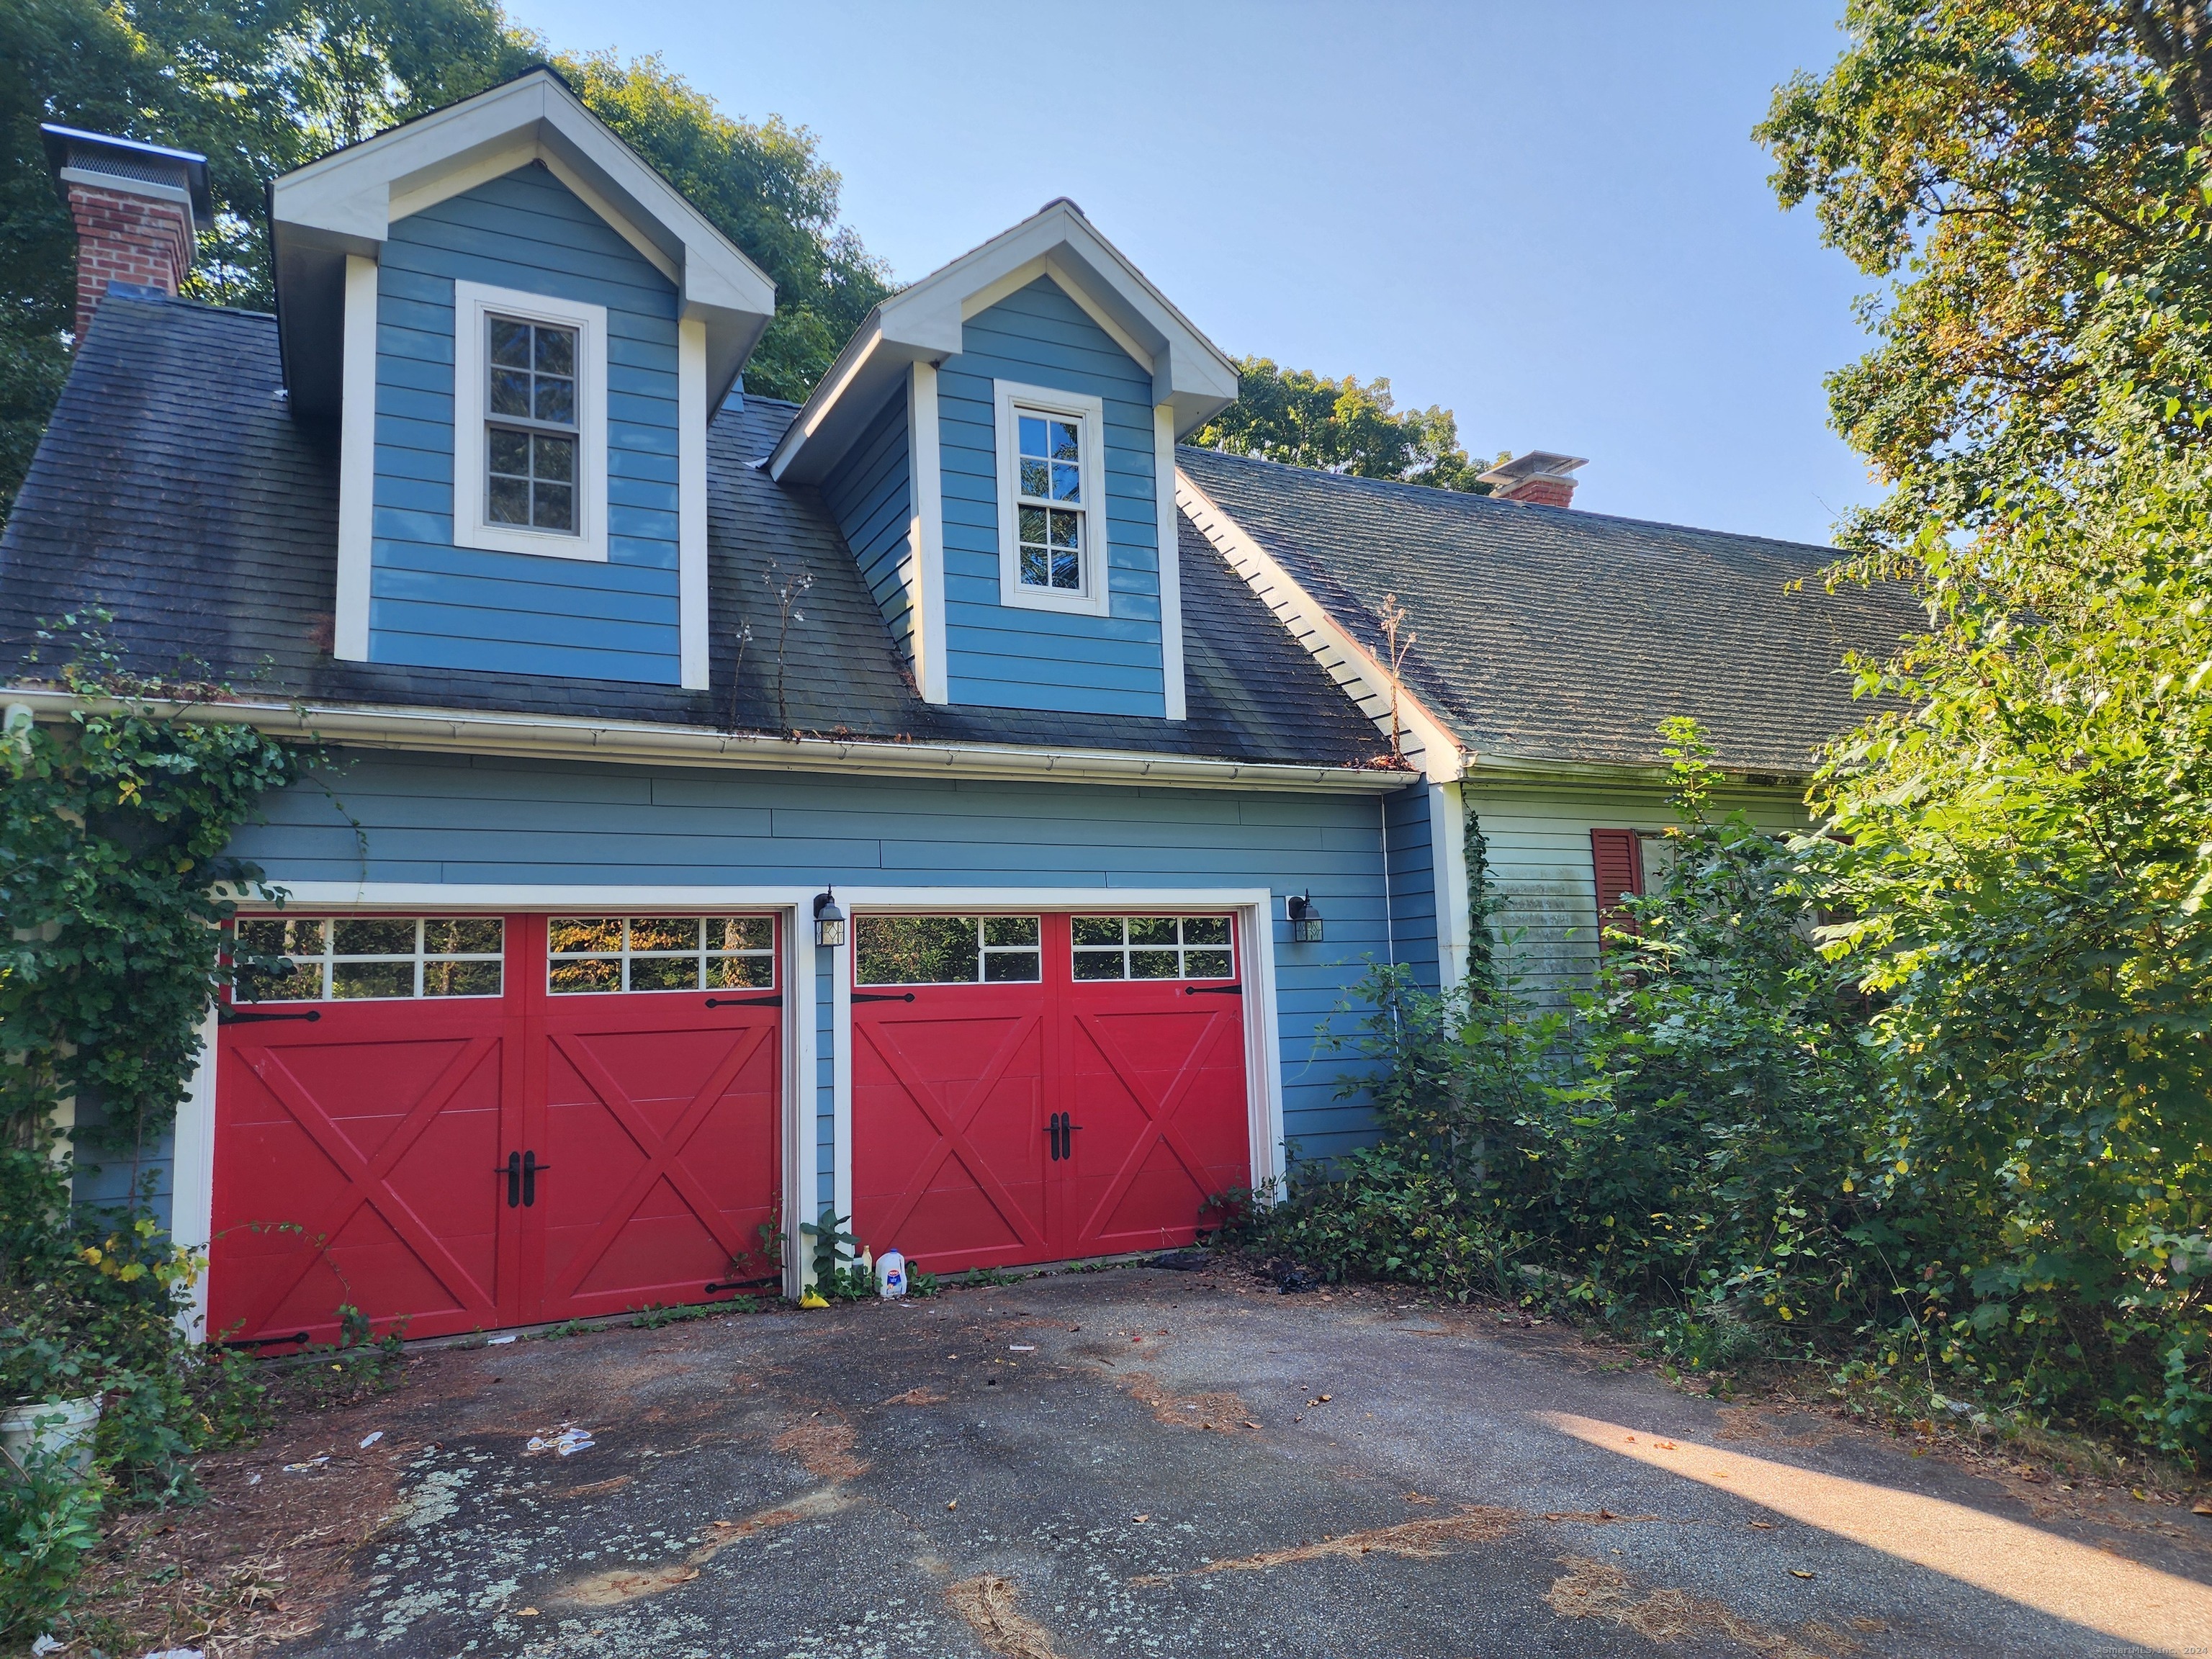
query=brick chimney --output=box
[1478,451,1588,507]
[40,125,211,343]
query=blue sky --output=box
[508,0,1874,545]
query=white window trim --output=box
[450,278,608,562]
[993,379,1110,619]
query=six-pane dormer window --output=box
[994,380,1108,618]
[449,280,606,562]
[486,316,578,533]
[1015,411,1084,591]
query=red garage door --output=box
[210,913,781,1346]
[851,913,1251,1275]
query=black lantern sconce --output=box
[1286,890,1324,943]
[813,888,847,948]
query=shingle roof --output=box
[1178,446,1921,775]
[0,292,1386,770]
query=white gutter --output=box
[4,688,1411,795]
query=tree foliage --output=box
[0,0,889,529]
[1184,356,1501,492]
[1758,0,2212,549]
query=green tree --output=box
[1807,429,2212,1455]
[1184,356,1501,492]
[549,50,890,404]
[1758,0,2212,551]
[0,1,889,529]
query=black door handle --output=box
[1184,984,1243,996]
[220,1007,323,1025]
[1044,1112,1071,1161]
[706,994,781,1007]
[852,992,917,1004]
[522,1149,551,1207]
[495,1151,521,1207]
[1043,1114,1058,1160]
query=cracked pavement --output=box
[265,1264,2212,1658]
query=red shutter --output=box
[1590,828,1643,945]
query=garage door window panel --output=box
[233,917,504,1001]
[549,916,776,994]
[1071,916,1234,982]
[856,916,1041,985]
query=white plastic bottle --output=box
[878,1249,907,1298]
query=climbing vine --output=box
[1460,789,1503,996]
[0,694,310,1180]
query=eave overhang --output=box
[270,67,776,420]
[770,199,1238,485]
[3,689,1412,795]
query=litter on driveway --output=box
[526,1427,595,1457]
[358,1431,383,1448]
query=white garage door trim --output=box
[826,886,1284,1259]
[174,881,1284,1319]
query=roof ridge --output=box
[1176,442,1839,559]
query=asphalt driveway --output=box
[242,1263,2212,1658]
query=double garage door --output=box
[210,909,1251,1345]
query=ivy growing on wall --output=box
[1461,788,1504,997]
[1,696,310,1189]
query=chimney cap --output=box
[40,123,212,228]
[1478,450,1588,488]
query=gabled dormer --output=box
[270,68,775,689]
[770,202,1236,719]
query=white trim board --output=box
[6,690,1410,795]
[449,279,609,562]
[768,199,1238,485]
[909,364,949,704]
[171,1009,218,1342]
[677,317,709,689]
[194,884,1285,1310]
[334,254,379,662]
[175,891,820,1330]
[270,68,773,410]
[822,889,1285,1236]
[993,379,1110,619]
[1177,472,1466,783]
[961,257,1155,374]
[1154,405,1187,722]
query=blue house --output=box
[4,73,1911,1344]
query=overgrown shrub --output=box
[1244,692,2212,1465]
[1,687,311,1635]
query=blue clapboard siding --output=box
[370,163,683,683]
[1385,785,1441,989]
[937,279,1165,716]
[224,752,1435,1198]
[819,391,917,666]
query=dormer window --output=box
[487,317,577,532]
[450,279,608,561]
[994,380,1108,617]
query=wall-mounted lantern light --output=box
[1287,890,1324,943]
[813,888,847,948]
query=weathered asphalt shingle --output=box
[0,293,1385,770]
[1178,446,1921,774]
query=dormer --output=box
[270,68,775,690]
[770,202,1236,719]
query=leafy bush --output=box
[1247,688,2212,1465]
[0,687,311,1635]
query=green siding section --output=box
[1462,777,1812,1004]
